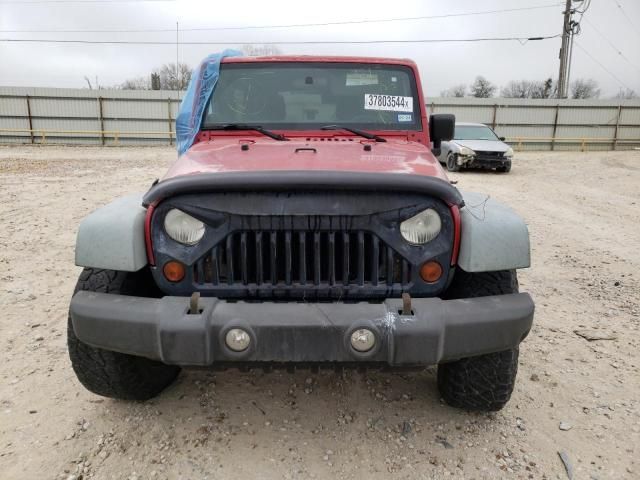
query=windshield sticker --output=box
[397,114,412,122]
[364,94,413,112]
[346,73,379,86]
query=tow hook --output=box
[189,292,201,314]
[401,292,412,315]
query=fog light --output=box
[350,328,376,352]
[225,328,251,352]
[420,260,443,283]
[163,261,185,282]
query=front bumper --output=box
[70,292,534,367]
[462,156,511,169]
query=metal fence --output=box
[0,87,182,146]
[1,86,639,150]
[428,97,640,151]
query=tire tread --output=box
[68,268,180,401]
[438,269,520,411]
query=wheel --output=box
[496,161,511,173]
[438,270,520,411]
[67,268,180,400]
[446,152,460,172]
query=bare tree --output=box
[119,63,191,90]
[502,78,556,99]
[440,84,467,97]
[120,76,151,90]
[242,44,282,56]
[533,78,556,99]
[614,88,638,99]
[501,80,535,98]
[570,78,601,99]
[83,76,93,90]
[151,73,161,90]
[156,62,192,90]
[470,76,496,98]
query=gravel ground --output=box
[0,146,639,480]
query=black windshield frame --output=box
[201,62,423,132]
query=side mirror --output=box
[499,136,506,141]
[429,114,455,155]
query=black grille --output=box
[193,230,410,288]
[474,151,505,160]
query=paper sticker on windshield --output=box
[346,73,378,86]
[364,94,413,112]
[397,114,412,122]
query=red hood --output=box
[164,136,448,181]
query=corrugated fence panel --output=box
[558,106,619,126]
[103,118,168,130]
[29,97,98,119]
[556,125,616,137]
[618,126,640,140]
[620,106,640,125]
[430,103,495,124]
[497,105,557,125]
[0,96,29,116]
[170,99,180,120]
[0,116,30,130]
[103,98,170,120]
[2,88,639,150]
[499,125,556,137]
[497,125,556,151]
[31,117,101,133]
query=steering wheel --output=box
[222,77,268,117]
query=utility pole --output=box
[557,0,585,98]
[557,0,572,98]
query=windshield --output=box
[202,62,422,131]
[454,125,499,141]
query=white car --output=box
[438,122,514,173]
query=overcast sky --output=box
[1,0,639,97]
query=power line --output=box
[557,0,594,98]
[583,17,640,72]
[609,0,640,37]
[0,35,561,46]
[0,0,174,4]
[0,3,563,33]
[573,41,633,91]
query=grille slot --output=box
[194,230,410,288]
[474,151,505,161]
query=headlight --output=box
[504,147,514,158]
[458,146,475,156]
[400,208,442,245]
[164,209,205,245]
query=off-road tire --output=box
[68,268,180,400]
[446,152,460,172]
[496,161,512,173]
[438,269,520,411]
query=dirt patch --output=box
[1,146,639,479]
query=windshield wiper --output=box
[321,125,387,142]
[202,124,288,141]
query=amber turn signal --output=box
[419,260,443,283]
[163,261,185,282]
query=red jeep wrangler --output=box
[69,55,534,411]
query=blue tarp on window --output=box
[175,49,242,156]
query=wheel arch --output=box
[75,193,148,272]
[457,191,530,272]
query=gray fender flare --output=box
[457,191,531,272]
[75,193,148,272]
